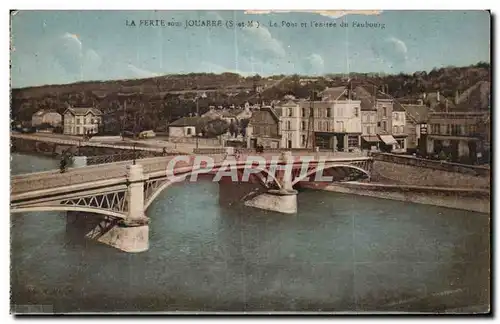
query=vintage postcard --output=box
[10,9,491,314]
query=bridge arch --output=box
[291,163,371,187]
[10,205,127,219]
[144,163,282,210]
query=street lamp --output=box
[133,142,137,165]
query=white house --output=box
[277,100,302,149]
[63,107,102,135]
[168,117,201,137]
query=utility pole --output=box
[196,97,199,149]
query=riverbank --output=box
[300,182,490,214]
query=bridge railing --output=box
[11,153,374,194]
[369,152,490,177]
[86,151,170,165]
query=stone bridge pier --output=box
[66,164,150,253]
[244,151,298,214]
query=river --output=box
[10,153,490,313]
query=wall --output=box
[376,100,393,133]
[333,101,362,133]
[169,126,195,138]
[88,136,122,142]
[280,102,301,148]
[371,157,490,189]
[11,137,154,158]
[319,182,490,214]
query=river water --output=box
[10,153,490,313]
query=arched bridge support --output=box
[245,151,298,214]
[80,164,150,253]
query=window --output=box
[187,128,192,135]
[338,121,344,132]
[377,122,381,127]
[393,113,399,121]
[301,121,306,130]
[310,108,313,117]
[76,118,81,125]
[393,126,397,134]
[354,107,359,117]
[302,108,306,117]
[397,139,405,149]
[287,121,291,130]
[327,108,331,118]
[348,136,359,147]
[383,106,387,117]
[289,108,293,117]
[302,135,306,146]
[382,121,387,132]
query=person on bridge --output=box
[60,155,68,173]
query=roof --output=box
[221,109,244,118]
[351,86,377,111]
[455,81,491,112]
[33,109,59,117]
[169,116,211,127]
[403,104,429,123]
[250,107,280,125]
[320,87,347,100]
[65,107,103,116]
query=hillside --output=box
[11,62,490,132]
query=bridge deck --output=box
[11,153,371,195]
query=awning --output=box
[379,135,398,145]
[361,135,380,143]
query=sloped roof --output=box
[65,107,103,116]
[403,104,429,123]
[320,87,347,100]
[169,116,211,127]
[33,109,59,116]
[351,86,376,111]
[455,81,491,111]
[250,107,280,125]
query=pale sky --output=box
[10,10,491,88]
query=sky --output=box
[10,10,491,88]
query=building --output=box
[349,85,408,153]
[360,109,378,150]
[307,99,363,151]
[246,106,281,148]
[168,116,205,137]
[426,111,490,163]
[391,105,407,153]
[63,107,102,135]
[203,103,253,124]
[276,99,302,148]
[32,110,62,127]
[403,104,430,153]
